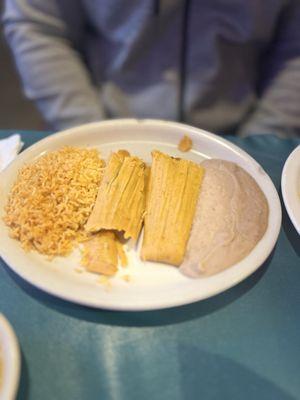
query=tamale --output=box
[141,151,205,266]
[144,165,151,198]
[85,151,146,240]
[81,231,118,276]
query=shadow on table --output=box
[176,347,297,400]
[280,192,300,257]
[16,348,29,400]
[4,249,274,328]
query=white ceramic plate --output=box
[0,119,281,311]
[0,314,20,400]
[282,145,300,234]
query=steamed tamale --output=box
[81,231,118,276]
[141,151,205,266]
[144,165,151,197]
[85,151,146,240]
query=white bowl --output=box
[0,119,282,310]
[0,314,20,400]
[282,145,300,234]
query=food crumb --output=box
[117,149,130,158]
[75,268,84,274]
[98,275,112,290]
[178,135,192,152]
[122,274,131,282]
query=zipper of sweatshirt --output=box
[153,0,160,15]
[178,0,190,122]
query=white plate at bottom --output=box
[0,119,281,310]
[0,314,20,400]
[282,145,300,234]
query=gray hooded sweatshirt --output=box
[3,0,300,136]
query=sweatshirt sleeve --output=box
[2,0,105,130]
[238,0,300,138]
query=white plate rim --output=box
[281,145,300,234]
[0,119,282,310]
[0,314,20,400]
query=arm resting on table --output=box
[2,0,105,130]
[238,0,300,138]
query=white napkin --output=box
[0,134,23,172]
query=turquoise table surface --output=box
[0,131,299,400]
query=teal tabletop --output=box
[0,131,299,400]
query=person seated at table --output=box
[2,0,300,137]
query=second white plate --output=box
[282,145,300,234]
[0,119,282,310]
[0,314,20,400]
